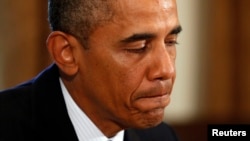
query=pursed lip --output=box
[138,92,168,99]
[133,80,173,101]
[135,85,171,100]
[132,92,171,112]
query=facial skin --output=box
[47,0,181,138]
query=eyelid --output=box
[124,40,148,53]
[165,41,178,48]
[125,40,147,49]
[165,36,179,46]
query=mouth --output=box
[137,92,169,99]
[131,81,173,112]
[134,82,172,101]
[132,93,171,112]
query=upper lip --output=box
[142,93,168,98]
[135,86,171,100]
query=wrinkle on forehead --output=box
[112,0,176,21]
[114,0,175,13]
[157,0,175,11]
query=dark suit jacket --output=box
[0,64,179,141]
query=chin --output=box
[135,118,163,129]
[144,119,163,128]
[134,108,165,129]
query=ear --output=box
[46,31,78,76]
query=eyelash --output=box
[165,40,179,47]
[126,46,147,53]
[126,40,178,54]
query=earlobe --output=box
[46,31,78,76]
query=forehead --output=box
[113,0,177,15]
[88,0,179,44]
[110,0,178,27]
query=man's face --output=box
[76,0,180,129]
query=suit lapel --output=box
[31,64,78,140]
[124,129,141,141]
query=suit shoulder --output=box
[0,80,33,99]
[0,80,34,116]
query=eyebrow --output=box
[120,33,156,43]
[169,25,182,35]
[120,25,182,43]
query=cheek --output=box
[107,53,148,104]
[106,64,148,118]
[115,66,145,102]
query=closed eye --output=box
[125,40,148,53]
[165,39,178,47]
[126,46,148,53]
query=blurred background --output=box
[0,0,249,141]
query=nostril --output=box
[157,67,175,80]
[148,60,175,81]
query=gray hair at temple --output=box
[48,0,114,47]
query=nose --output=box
[147,43,176,81]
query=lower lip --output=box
[139,94,169,101]
[133,94,170,111]
[145,94,169,102]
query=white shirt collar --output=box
[59,78,124,141]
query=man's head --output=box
[47,0,181,137]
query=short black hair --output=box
[48,0,114,47]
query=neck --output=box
[62,78,124,138]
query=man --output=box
[0,0,182,140]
